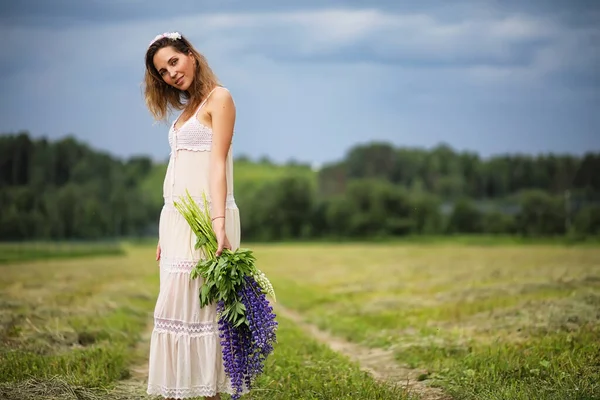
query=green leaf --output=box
[200,285,210,305]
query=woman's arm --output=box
[208,87,236,253]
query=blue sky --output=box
[1,1,598,166]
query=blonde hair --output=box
[143,33,221,121]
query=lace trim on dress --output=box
[160,257,198,273]
[153,317,218,337]
[147,382,237,398]
[175,143,212,152]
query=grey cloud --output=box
[189,10,596,80]
[0,2,598,165]
[3,7,597,89]
[2,0,598,27]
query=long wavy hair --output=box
[143,33,220,121]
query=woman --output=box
[143,31,240,400]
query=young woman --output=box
[143,31,240,400]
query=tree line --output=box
[0,133,156,240]
[1,132,599,241]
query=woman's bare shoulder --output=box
[210,86,234,104]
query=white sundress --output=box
[147,86,241,399]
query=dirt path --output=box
[112,306,452,400]
[129,318,154,382]
[109,317,154,399]
[274,304,452,400]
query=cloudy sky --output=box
[1,1,599,165]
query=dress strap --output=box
[194,86,226,116]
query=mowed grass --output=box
[0,243,408,400]
[3,241,598,399]
[0,245,156,388]
[252,242,600,400]
[239,316,410,400]
[0,241,124,264]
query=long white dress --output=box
[147,87,240,399]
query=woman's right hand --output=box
[212,218,231,257]
[156,242,161,261]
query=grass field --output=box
[254,242,600,399]
[0,241,124,264]
[0,244,408,400]
[0,240,599,399]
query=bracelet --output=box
[211,216,225,221]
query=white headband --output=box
[149,31,182,47]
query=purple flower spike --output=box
[217,276,278,399]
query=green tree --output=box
[447,198,484,233]
[515,190,566,236]
[573,205,600,236]
[411,193,443,234]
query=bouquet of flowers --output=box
[173,191,277,399]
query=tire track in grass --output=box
[274,304,452,400]
[112,306,452,400]
[128,317,153,382]
[108,316,154,399]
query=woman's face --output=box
[153,46,195,91]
